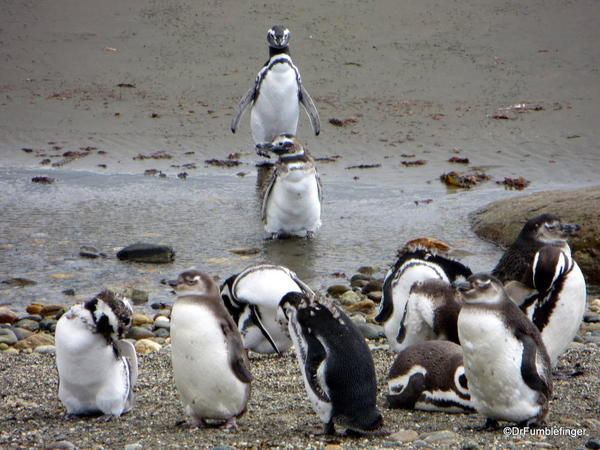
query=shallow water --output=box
[1,164,597,313]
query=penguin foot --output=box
[475,418,500,431]
[92,414,116,423]
[315,421,336,436]
[220,416,238,430]
[177,418,206,429]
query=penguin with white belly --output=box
[220,263,315,354]
[231,25,320,157]
[492,213,586,367]
[170,270,252,429]
[375,238,472,353]
[55,290,137,418]
[279,291,384,436]
[457,273,552,428]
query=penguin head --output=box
[173,269,219,296]
[521,213,580,244]
[269,134,304,157]
[267,25,291,49]
[85,290,133,342]
[457,273,504,305]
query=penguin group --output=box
[50,24,590,440]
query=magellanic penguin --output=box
[279,291,384,436]
[55,290,137,418]
[231,25,320,157]
[457,273,552,428]
[386,340,473,413]
[170,270,252,429]
[375,238,472,353]
[220,264,315,354]
[261,134,322,239]
[395,278,462,352]
[492,213,586,367]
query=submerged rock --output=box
[117,243,175,263]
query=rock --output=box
[357,266,380,276]
[126,326,155,340]
[40,304,64,317]
[154,316,170,330]
[390,429,419,443]
[132,314,153,327]
[79,245,106,259]
[367,291,382,302]
[34,345,56,354]
[0,307,18,324]
[461,440,480,450]
[46,439,78,450]
[154,328,170,338]
[26,303,44,315]
[350,274,372,288]
[151,302,170,311]
[62,288,76,296]
[228,247,261,256]
[0,343,9,351]
[361,279,384,294]
[352,319,384,339]
[124,443,143,450]
[15,319,40,332]
[471,185,600,283]
[39,318,58,333]
[585,440,600,450]
[12,327,33,341]
[338,290,363,305]
[117,243,175,263]
[327,284,351,298]
[420,430,459,443]
[345,299,376,313]
[135,338,162,354]
[1,277,37,287]
[0,328,18,345]
[14,332,54,351]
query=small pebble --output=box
[34,345,56,355]
[390,429,419,443]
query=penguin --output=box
[278,291,384,436]
[55,290,137,418]
[231,25,320,157]
[261,134,322,239]
[220,264,315,354]
[394,278,462,352]
[457,273,552,428]
[386,340,473,413]
[375,238,472,353]
[170,270,252,429]
[492,214,586,367]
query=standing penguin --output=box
[386,340,473,413]
[55,290,137,418]
[457,273,552,428]
[279,291,384,436]
[220,263,315,354]
[231,25,320,156]
[262,134,322,238]
[170,270,252,429]
[375,238,472,353]
[492,214,586,367]
[394,278,462,352]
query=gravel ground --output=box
[1,339,598,449]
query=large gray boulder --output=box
[471,185,600,283]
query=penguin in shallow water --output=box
[220,264,314,354]
[55,290,137,418]
[170,270,252,429]
[387,340,473,413]
[457,273,552,428]
[492,213,586,367]
[279,291,384,436]
[231,25,320,157]
[375,238,472,353]
[395,278,462,352]
[261,134,322,238]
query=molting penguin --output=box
[375,238,472,353]
[279,291,384,436]
[395,278,462,352]
[220,264,314,354]
[170,270,252,429]
[386,340,473,413]
[262,134,322,239]
[457,273,552,428]
[55,290,137,418]
[231,25,320,156]
[492,214,586,367]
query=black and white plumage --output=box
[387,340,473,413]
[55,290,137,417]
[492,214,586,367]
[457,273,552,428]
[220,264,314,354]
[395,278,462,352]
[170,270,252,429]
[261,134,322,238]
[279,291,384,436]
[375,238,472,353]
[231,25,320,156]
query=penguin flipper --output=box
[299,84,320,136]
[304,332,329,402]
[375,271,395,323]
[231,85,256,133]
[249,304,280,354]
[516,330,552,397]
[532,246,568,295]
[116,340,138,388]
[221,318,253,383]
[261,171,277,222]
